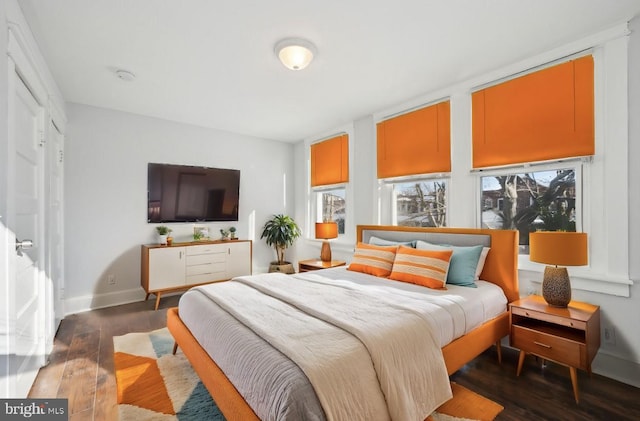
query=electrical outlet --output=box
[604,326,616,345]
[107,274,116,285]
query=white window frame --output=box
[462,31,632,297]
[474,160,584,266]
[305,125,355,248]
[313,184,347,235]
[385,174,450,227]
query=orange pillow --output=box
[348,242,397,277]
[389,245,453,289]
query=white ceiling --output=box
[18,0,640,143]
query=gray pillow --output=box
[369,235,416,248]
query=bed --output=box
[167,225,519,421]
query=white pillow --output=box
[475,247,490,280]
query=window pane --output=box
[317,189,345,235]
[394,180,447,227]
[481,169,576,251]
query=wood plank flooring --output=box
[29,295,640,420]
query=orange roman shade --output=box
[377,100,451,179]
[310,134,349,187]
[472,55,594,169]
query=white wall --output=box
[64,103,295,313]
[292,24,640,386]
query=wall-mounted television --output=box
[147,163,240,223]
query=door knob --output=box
[15,238,33,255]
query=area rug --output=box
[114,328,503,421]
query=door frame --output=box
[1,22,66,397]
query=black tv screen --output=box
[147,163,240,223]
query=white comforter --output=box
[198,272,453,421]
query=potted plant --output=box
[260,214,301,274]
[156,226,171,245]
[220,228,230,240]
[229,226,237,240]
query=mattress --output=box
[178,268,508,420]
[315,267,508,346]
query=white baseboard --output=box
[64,288,147,315]
[592,350,640,388]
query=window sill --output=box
[519,259,633,297]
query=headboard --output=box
[356,225,520,303]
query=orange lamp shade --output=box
[529,231,588,266]
[315,222,338,240]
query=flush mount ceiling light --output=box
[274,38,317,71]
[115,69,136,82]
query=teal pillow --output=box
[415,240,483,287]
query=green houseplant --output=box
[260,214,301,273]
[155,226,172,245]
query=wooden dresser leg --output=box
[145,293,150,301]
[172,342,179,355]
[154,292,162,311]
[516,350,526,376]
[495,340,502,364]
[570,367,580,403]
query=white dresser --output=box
[141,240,252,309]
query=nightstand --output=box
[298,259,346,273]
[510,295,600,403]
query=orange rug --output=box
[429,382,504,421]
[115,328,503,421]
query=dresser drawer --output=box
[511,306,586,330]
[511,325,585,368]
[186,262,225,277]
[186,253,225,266]
[186,272,226,284]
[186,244,226,256]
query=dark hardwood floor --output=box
[29,296,640,420]
[28,295,181,420]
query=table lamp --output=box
[315,222,338,262]
[529,231,588,308]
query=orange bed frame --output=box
[167,225,519,420]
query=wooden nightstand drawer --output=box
[512,325,584,368]
[511,306,586,330]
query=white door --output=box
[6,69,46,397]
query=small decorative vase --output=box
[542,266,571,307]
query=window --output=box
[315,188,346,235]
[309,133,349,237]
[392,179,447,227]
[480,166,579,253]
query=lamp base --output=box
[320,241,332,262]
[542,266,571,308]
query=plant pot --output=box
[158,234,168,245]
[268,262,295,274]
